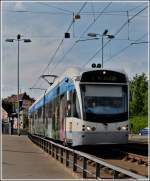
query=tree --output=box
[142,89,148,115]
[129,73,148,116]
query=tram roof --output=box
[29,67,128,113]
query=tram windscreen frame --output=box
[80,84,128,123]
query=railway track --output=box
[113,149,148,166]
[75,145,148,177]
[29,134,148,179]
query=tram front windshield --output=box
[81,84,128,122]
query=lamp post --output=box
[6,34,31,136]
[88,29,115,68]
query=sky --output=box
[2,1,149,100]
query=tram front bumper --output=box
[71,131,128,146]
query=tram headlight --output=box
[87,126,92,131]
[121,126,128,130]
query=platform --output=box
[2,135,76,179]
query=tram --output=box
[29,67,129,146]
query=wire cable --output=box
[104,33,148,64]
[115,6,147,36]
[66,2,87,33]
[31,2,87,89]
[3,9,72,15]
[3,9,147,17]
[128,2,147,12]
[50,2,112,74]
[37,2,73,13]
[83,6,148,67]
[31,38,64,89]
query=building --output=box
[2,108,9,133]
[2,92,35,132]
[2,108,8,123]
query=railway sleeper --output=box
[122,156,129,161]
[128,157,136,162]
[123,155,147,166]
[129,157,148,166]
[143,162,148,167]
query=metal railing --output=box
[28,133,147,179]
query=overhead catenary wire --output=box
[127,2,147,12]
[3,1,147,17]
[115,6,147,36]
[3,9,147,18]
[3,9,72,15]
[3,34,145,42]
[37,2,73,13]
[104,33,148,64]
[54,1,144,71]
[31,39,64,89]
[50,2,112,74]
[66,2,87,33]
[90,2,96,22]
[82,5,148,67]
[31,3,147,88]
[31,2,87,89]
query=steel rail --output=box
[28,134,147,179]
[110,148,148,163]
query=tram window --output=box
[38,107,43,122]
[35,112,37,119]
[45,103,48,117]
[47,102,52,118]
[71,91,81,118]
[29,114,32,119]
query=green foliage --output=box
[142,89,148,115]
[129,73,148,133]
[129,73,148,116]
[130,115,148,133]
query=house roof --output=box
[3,92,35,103]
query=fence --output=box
[28,134,147,179]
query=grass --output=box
[129,115,148,133]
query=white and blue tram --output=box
[29,67,129,146]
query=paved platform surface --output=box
[2,135,76,179]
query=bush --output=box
[129,115,148,133]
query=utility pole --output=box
[88,29,115,68]
[6,34,31,136]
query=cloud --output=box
[105,54,148,79]
[14,2,24,10]
[2,10,74,99]
[2,2,148,99]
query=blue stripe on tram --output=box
[29,77,75,114]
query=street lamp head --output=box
[23,39,32,43]
[17,34,21,40]
[107,34,115,39]
[103,29,108,36]
[87,33,97,37]
[5,39,14,42]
